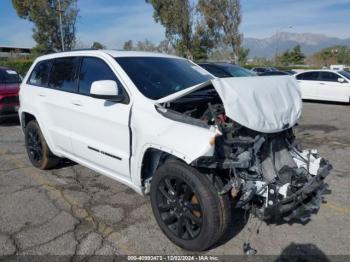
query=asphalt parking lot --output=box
[0,102,349,259]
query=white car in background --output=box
[295,70,350,103]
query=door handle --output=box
[319,82,325,85]
[71,100,83,106]
[38,93,46,97]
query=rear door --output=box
[295,71,320,99]
[39,57,81,154]
[69,56,131,179]
[318,72,349,102]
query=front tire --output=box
[150,161,229,251]
[25,120,59,170]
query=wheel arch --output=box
[20,110,60,157]
[20,111,37,131]
[138,147,186,193]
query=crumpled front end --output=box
[157,76,331,222]
[192,125,332,222]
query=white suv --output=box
[19,50,331,251]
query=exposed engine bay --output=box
[157,83,332,222]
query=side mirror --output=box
[90,80,124,102]
[338,78,345,83]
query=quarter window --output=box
[48,57,80,92]
[296,72,319,81]
[319,72,340,82]
[28,60,52,87]
[78,57,120,95]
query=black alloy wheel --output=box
[150,161,230,251]
[26,127,43,163]
[156,176,203,240]
[25,120,59,170]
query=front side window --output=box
[28,60,52,87]
[115,57,213,100]
[0,69,21,84]
[296,72,319,81]
[319,72,339,82]
[48,57,80,92]
[78,57,119,95]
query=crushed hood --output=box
[157,76,302,133]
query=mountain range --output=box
[243,32,350,58]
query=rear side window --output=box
[48,57,80,92]
[78,57,119,95]
[319,72,339,82]
[296,72,319,81]
[28,60,52,86]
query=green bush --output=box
[0,60,34,76]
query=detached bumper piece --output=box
[261,159,332,222]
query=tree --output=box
[308,45,350,67]
[12,0,78,54]
[191,21,215,60]
[136,39,157,52]
[278,49,291,66]
[123,40,134,51]
[238,47,249,65]
[276,45,305,66]
[157,40,176,54]
[336,46,350,65]
[198,0,242,63]
[146,0,213,60]
[146,0,192,57]
[289,45,305,64]
[91,42,105,49]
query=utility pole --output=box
[57,0,65,51]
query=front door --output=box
[318,72,349,102]
[69,57,131,179]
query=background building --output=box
[0,46,31,59]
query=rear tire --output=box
[25,120,59,170]
[150,161,230,251]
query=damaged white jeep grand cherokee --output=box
[19,50,331,251]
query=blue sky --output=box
[0,0,349,48]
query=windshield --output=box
[0,69,21,84]
[339,70,350,80]
[115,57,213,100]
[222,65,256,77]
